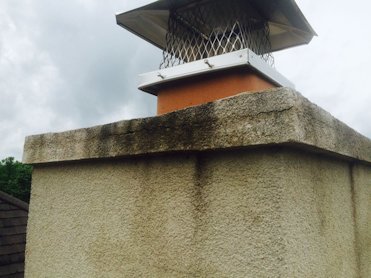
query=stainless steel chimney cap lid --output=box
[116,0,317,53]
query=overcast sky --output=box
[1,0,370,160]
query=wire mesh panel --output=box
[160,0,274,69]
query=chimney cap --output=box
[116,0,317,53]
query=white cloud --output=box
[275,0,371,136]
[0,2,66,158]
[0,0,159,159]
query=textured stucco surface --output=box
[25,148,370,277]
[23,88,371,164]
[24,88,371,277]
[352,164,371,278]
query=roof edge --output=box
[0,191,29,211]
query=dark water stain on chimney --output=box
[191,152,212,274]
[95,123,115,158]
[162,100,218,151]
[193,153,208,218]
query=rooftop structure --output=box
[116,0,316,114]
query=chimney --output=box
[116,0,316,115]
[23,2,371,276]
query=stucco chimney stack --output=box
[116,0,316,114]
[23,3,371,276]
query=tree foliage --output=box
[0,157,32,203]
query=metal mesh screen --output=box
[160,0,274,69]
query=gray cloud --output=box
[276,0,371,137]
[0,0,370,160]
[0,0,158,159]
